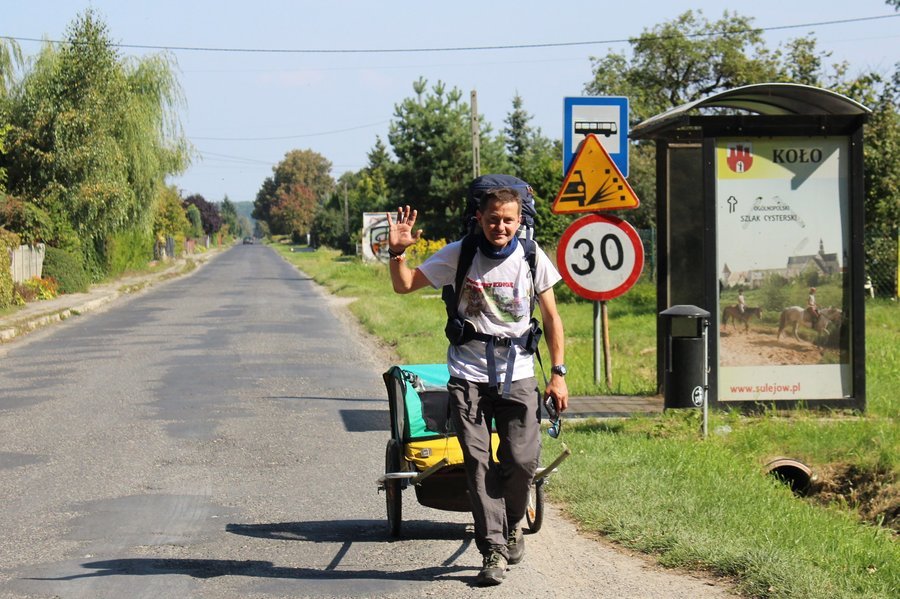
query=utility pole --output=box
[471,90,481,179]
[343,183,349,235]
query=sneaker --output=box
[507,528,525,565]
[476,549,507,586]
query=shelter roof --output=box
[631,83,871,140]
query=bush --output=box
[0,227,21,308]
[406,237,447,264]
[616,279,657,315]
[105,228,153,277]
[14,277,58,303]
[43,246,90,294]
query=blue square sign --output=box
[563,96,629,177]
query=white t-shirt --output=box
[418,239,561,383]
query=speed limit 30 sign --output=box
[557,214,644,301]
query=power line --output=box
[197,150,275,165]
[192,119,390,141]
[3,14,897,55]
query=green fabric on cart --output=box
[398,364,450,440]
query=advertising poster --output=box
[716,137,851,402]
[361,212,390,263]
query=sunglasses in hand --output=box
[543,395,562,439]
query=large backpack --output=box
[462,174,537,240]
[442,174,543,397]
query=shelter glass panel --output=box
[666,145,705,307]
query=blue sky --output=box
[3,1,898,204]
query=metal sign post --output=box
[594,300,613,386]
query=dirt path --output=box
[719,324,826,367]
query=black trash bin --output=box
[659,305,710,410]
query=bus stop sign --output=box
[564,96,629,176]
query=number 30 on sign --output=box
[557,214,644,301]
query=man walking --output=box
[386,182,568,586]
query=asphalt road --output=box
[0,245,735,598]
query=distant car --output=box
[243,237,254,245]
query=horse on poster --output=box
[721,305,762,332]
[777,306,842,343]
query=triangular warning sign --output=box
[552,134,640,214]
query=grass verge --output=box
[275,244,898,598]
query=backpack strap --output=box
[522,238,537,313]
[441,233,479,324]
[442,234,543,398]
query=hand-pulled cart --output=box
[377,364,570,537]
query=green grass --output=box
[544,428,898,598]
[275,244,899,598]
[866,299,900,420]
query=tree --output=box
[585,11,783,229]
[185,204,203,239]
[252,176,278,225]
[269,182,316,240]
[504,93,533,179]
[219,195,246,237]
[858,67,900,295]
[153,185,191,241]
[587,11,780,122]
[478,124,514,178]
[311,203,346,250]
[0,125,8,195]
[360,136,393,211]
[183,194,222,235]
[366,136,393,178]
[500,95,568,246]
[388,78,471,240]
[253,148,334,236]
[312,138,396,253]
[0,39,21,192]
[1,9,188,276]
[0,38,22,98]
[583,8,899,287]
[0,194,54,245]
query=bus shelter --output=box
[630,83,870,411]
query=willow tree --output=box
[0,38,22,99]
[1,9,189,277]
[0,38,23,194]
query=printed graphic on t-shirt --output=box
[462,278,527,323]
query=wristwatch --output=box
[551,364,568,377]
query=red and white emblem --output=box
[726,142,753,173]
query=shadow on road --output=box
[29,558,471,582]
[30,519,476,584]
[225,518,470,543]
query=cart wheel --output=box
[525,479,544,534]
[385,439,403,537]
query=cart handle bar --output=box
[533,444,571,483]
[378,446,570,487]
[377,457,450,487]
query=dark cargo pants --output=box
[448,376,541,557]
